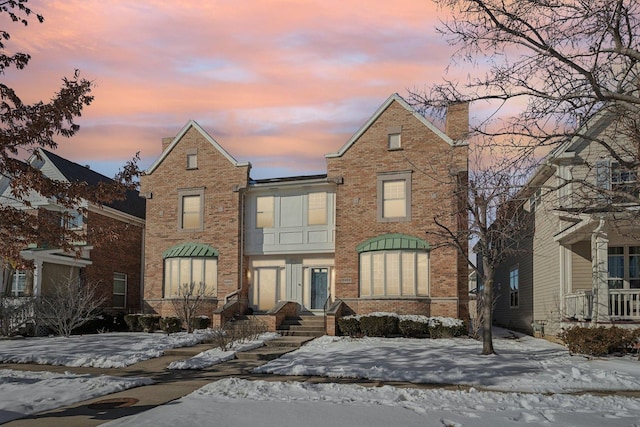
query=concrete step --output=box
[234,346,294,361]
[278,324,325,332]
[278,330,325,338]
[264,335,315,348]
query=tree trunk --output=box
[481,265,495,355]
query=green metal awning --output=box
[162,242,219,259]
[356,233,430,253]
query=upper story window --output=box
[377,171,412,222]
[596,159,639,202]
[256,196,274,228]
[178,188,204,231]
[62,210,83,230]
[387,125,402,150]
[308,192,327,225]
[186,148,198,169]
[509,266,519,308]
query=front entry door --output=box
[285,259,303,304]
[310,268,328,309]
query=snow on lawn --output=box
[0,330,218,368]
[104,378,640,427]
[0,369,152,424]
[168,332,280,370]
[255,333,640,393]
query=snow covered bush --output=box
[124,314,142,332]
[428,317,467,338]
[398,316,430,338]
[138,314,161,333]
[160,316,182,334]
[337,316,361,337]
[359,313,399,337]
[190,315,211,330]
[559,326,640,356]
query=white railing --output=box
[564,290,593,320]
[609,289,640,320]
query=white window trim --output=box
[377,171,412,222]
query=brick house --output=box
[0,149,146,313]
[141,94,469,331]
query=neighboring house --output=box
[141,94,470,331]
[0,149,146,313]
[493,111,640,336]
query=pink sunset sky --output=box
[4,0,465,179]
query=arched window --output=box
[357,234,430,297]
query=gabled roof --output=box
[146,120,250,174]
[40,149,146,219]
[326,93,459,159]
[356,233,431,252]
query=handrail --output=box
[323,292,331,333]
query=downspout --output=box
[140,226,145,313]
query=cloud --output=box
[4,0,458,178]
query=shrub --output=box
[160,316,182,334]
[337,316,361,337]
[139,314,161,333]
[72,312,116,335]
[359,313,399,337]
[124,314,142,332]
[190,316,211,330]
[428,317,467,338]
[559,326,640,356]
[398,316,430,338]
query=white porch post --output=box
[33,259,43,297]
[591,219,609,323]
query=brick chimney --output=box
[162,137,173,152]
[445,102,469,142]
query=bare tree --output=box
[35,274,106,337]
[411,0,640,209]
[0,0,140,269]
[170,282,213,333]
[428,144,535,354]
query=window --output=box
[359,251,429,297]
[388,133,401,150]
[62,210,83,230]
[608,246,640,289]
[178,188,204,231]
[596,159,639,202]
[387,125,402,150]
[377,171,412,222]
[509,266,519,308]
[164,257,217,297]
[187,154,197,169]
[256,196,274,228]
[308,192,327,225]
[11,270,27,297]
[113,272,127,308]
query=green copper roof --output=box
[162,242,219,259]
[356,233,431,253]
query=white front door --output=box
[285,259,303,304]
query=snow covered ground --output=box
[104,378,640,427]
[2,328,640,426]
[0,369,152,424]
[0,330,218,368]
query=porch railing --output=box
[564,290,593,320]
[609,289,640,320]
